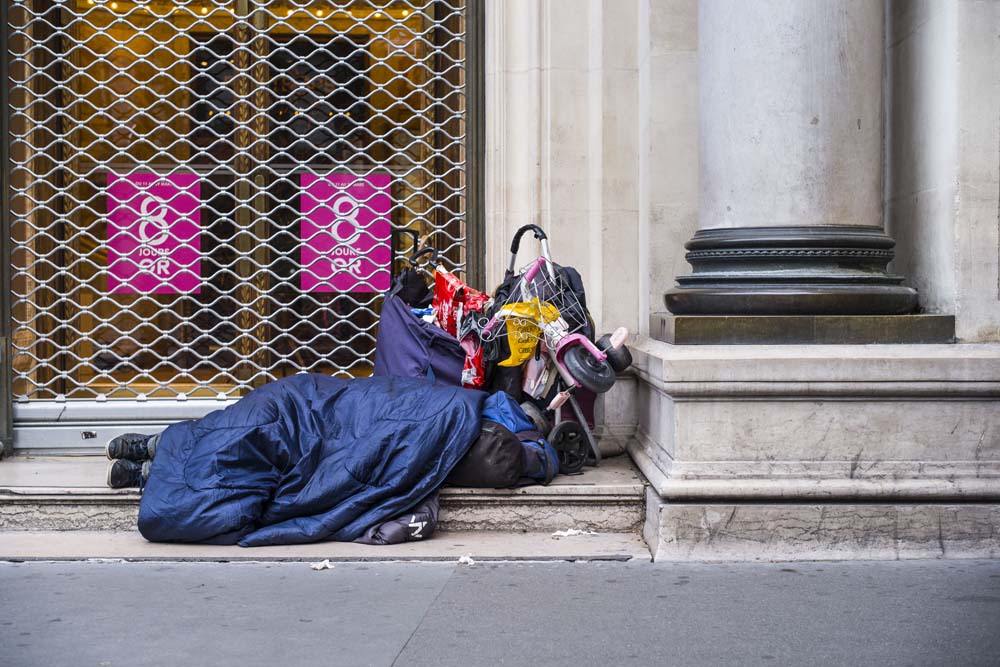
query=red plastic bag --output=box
[433,268,490,388]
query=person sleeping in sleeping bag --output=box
[105,373,557,547]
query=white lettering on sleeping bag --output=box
[408,515,427,538]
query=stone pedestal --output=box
[644,497,1000,562]
[630,336,1000,561]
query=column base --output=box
[665,285,919,316]
[650,313,955,345]
[664,226,918,315]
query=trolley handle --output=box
[509,224,548,255]
[390,229,420,279]
[507,224,556,279]
[409,246,440,267]
[391,229,420,258]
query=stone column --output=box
[664,0,917,315]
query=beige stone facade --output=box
[486,0,1000,560]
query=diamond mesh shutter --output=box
[7,0,471,402]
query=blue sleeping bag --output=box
[137,374,485,546]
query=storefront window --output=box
[7,1,469,400]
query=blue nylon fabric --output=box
[482,392,559,485]
[520,439,561,486]
[372,293,465,386]
[481,392,536,433]
[137,374,485,546]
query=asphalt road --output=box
[2,559,999,666]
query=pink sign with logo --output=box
[300,173,392,293]
[106,173,201,294]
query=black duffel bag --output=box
[446,421,524,488]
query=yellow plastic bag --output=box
[497,299,561,367]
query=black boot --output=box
[106,459,151,489]
[105,433,157,461]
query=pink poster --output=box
[106,173,201,294]
[300,173,392,293]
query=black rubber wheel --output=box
[562,344,615,394]
[519,401,551,434]
[548,421,587,475]
[596,334,633,373]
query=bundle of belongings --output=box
[372,251,559,490]
[373,251,491,389]
[135,249,559,548]
[137,375,555,546]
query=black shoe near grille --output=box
[106,459,151,489]
[105,433,156,461]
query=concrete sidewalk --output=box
[2,559,999,666]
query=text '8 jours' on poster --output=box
[300,173,392,293]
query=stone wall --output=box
[484,0,642,335]
[484,0,700,337]
[886,0,1000,340]
[485,0,1000,559]
[638,0,699,334]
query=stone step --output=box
[0,455,646,534]
[0,530,650,562]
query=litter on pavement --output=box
[309,559,335,571]
[551,529,599,538]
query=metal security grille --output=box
[7,0,473,403]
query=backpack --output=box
[373,289,465,386]
[446,393,560,488]
[446,421,525,488]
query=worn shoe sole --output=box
[105,460,135,488]
[105,459,149,489]
[105,433,152,461]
